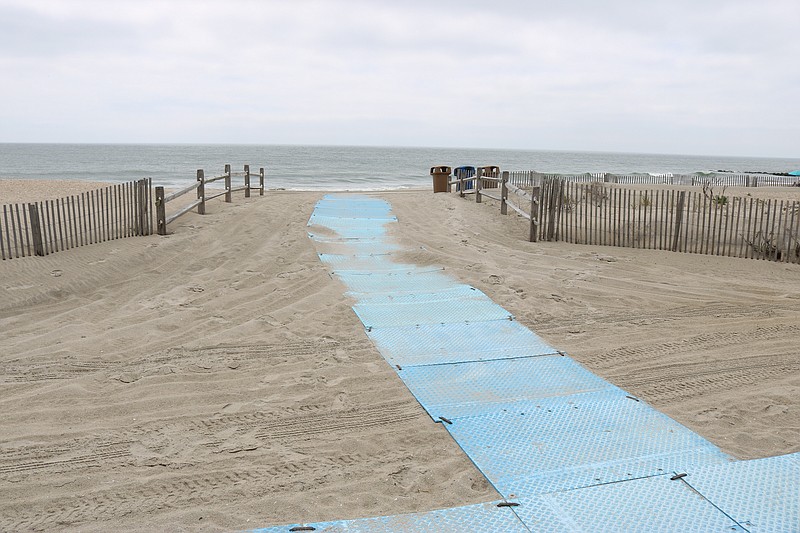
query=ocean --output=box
[0,143,798,192]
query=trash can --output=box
[430,165,451,193]
[479,166,500,188]
[454,166,476,191]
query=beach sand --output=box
[1,182,798,531]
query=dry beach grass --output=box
[1,181,798,531]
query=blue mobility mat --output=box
[317,253,413,273]
[306,224,388,240]
[312,240,404,255]
[444,390,731,498]
[352,296,513,329]
[308,232,388,243]
[398,355,617,420]
[352,284,486,305]
[336,270,456,295]
[516,474,744,533]
[366,320,557,367]
[681,452,800,533]
[308,214,397,230]
[249,501,528,533]
[310,207,394,219]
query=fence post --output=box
[155,186,166,235]
[27,203,45,256]
[197,169,206,215]
[225,164,232,203]
[500,171,509,215]
[672,191,686,251]
[529,186,541,242]
[545,179,558,241]
[475,167,483,203]
[134,180,141,235]
[259,167,265,196]
[148,177,153,235]
[137,179,149,235]
[459,173,465,198]
[244,165,251,198]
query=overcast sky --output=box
[1,0,798,157]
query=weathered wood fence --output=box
[506,170,800,189]
[154,164,264,235]
[1,179,152,260]
[449,169,541,242]
[453,171,800,264]
[536,178,800,263]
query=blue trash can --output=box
[454,166,476,191]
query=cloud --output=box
[0,0,797,156]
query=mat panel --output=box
[683,453,800,533]
[313,240,404,256]
[309,208,393,219]
[516,475,744,533]
[399,356,616,420]
[353,284,486,305]
[310,204,395,216]
[249,501,528,533]
[335,270,455,294]
[366,320,558,367]
[308,214,397,229]
[306,224,389,240]
[496,446,731,500]
[308,232,389,244]
[444,391,730,495]
[317,253,413,273]
[352,297,513,329]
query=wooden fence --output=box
[536,178,800,263]
[506,170,800,189]
[1,178,152,260]
[452,172,800,264]
[154,164,264,235]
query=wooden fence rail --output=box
[1,178,152,260]
[155,164,265,235]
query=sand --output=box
[1,181,798,531]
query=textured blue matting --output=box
[399,356,617,420]
[516,474,744,532]
[317,253,414,273]
[444,390,731,498]
[249,501,528,533]
[308,214,397,230]
[308,232,388,244]
[682,452,800,533]
[250,194,798,532]
[307,224,388,240]
[312,240,404,255]
[352,297,513,329]
[366,320,557,367]
[336,269,456,295]
[351,284,485,305]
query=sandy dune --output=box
[1,183,798,531]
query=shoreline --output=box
[3,177,799,205]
